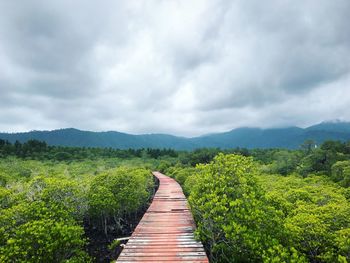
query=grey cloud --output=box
[190,0,350,111]
[0,0,126,100]
[0,0,349,136]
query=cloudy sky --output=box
[0,0,349,136]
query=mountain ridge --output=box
[1,121,350,150]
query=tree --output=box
[266,150,301,175]
[335,228,350,262]
[27,176,88,220]
[331,161,350,187]
[300,139,316,155]
[188,154,302,262]
[88,167,153,236]
[0,219,89,262]
[259,174,350,262]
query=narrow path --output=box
[116,171,209,262]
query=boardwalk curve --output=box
[116,171,209,262]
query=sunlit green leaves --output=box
[180,153,350,262]
[0,157,154,262]
[187,154,294,262]
[88,167,153,235]
[0,219,89,263]
[259,174,350,262]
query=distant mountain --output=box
[1,121,350,150]
[306,120,350,133]
[194,127,305,149]
[0,128,195,150]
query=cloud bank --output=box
[1,0,349,136]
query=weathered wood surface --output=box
[116,171,209,262]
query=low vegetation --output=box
[0,139,350,262]
[166,140,350,262]
[0,156,155,262]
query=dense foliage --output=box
[167,146,350,262]
[0,158,155,262]
[0,139,178,160]
[1,138,350,262]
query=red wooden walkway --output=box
[116,171,209,263]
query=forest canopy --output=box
[0,139,350,262]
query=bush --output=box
[88,167,153,235]
[0,219,89,262]
[187,154,301,262]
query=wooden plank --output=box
[115,172,209,263]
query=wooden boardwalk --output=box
[116,171,209,263]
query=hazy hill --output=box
[1,121,350,150]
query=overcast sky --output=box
[0,0,349,136]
